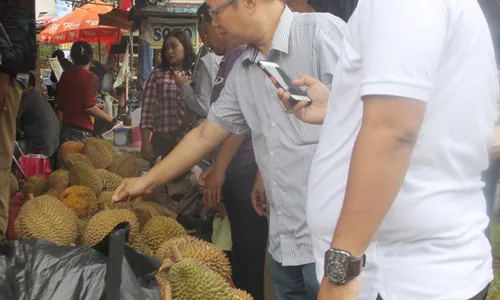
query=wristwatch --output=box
[324,248,366,285]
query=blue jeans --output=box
[268,255,319,300]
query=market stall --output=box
[101,1,203,155]
[4,1,259,299]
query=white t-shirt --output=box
[307,0,499,299]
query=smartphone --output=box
[257,60,311,106]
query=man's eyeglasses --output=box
[207,0,237,19]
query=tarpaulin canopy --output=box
[99,8,131,31]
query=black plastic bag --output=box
[0,223,162,300]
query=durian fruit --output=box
[97,191,115,210]
[97,191,135,210]
[156,236,198,258]
[44,187,66,198]
[58,140,84,160]
[68,161,104,195]
[76,217,90,245]
[48,169,69,189]
[231,289,254,300]
[24,175,50,197]
[59,186,98,218]
[83,209,140,247]
[139,216,187,254]
[132,201,165,230]
[156,259,173,300]
[9,172,18,197]
[108,154,140,178]
[169,255,232,300]
[62,153,94,169]
[96,169,123,192]
[101,139,114,152]
[130,239,155,256]
[84,138,116,169]
[156,236,231,279]
[159,280,172,300]
[15,195,78,245]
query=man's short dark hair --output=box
[52,49,65,59]
[197,2,210,27]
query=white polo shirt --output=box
[307,1,499,299]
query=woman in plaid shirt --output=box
[140,29,197,164]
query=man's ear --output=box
[243,0,258,14]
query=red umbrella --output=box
[39,0,120,44]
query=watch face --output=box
[325,250,349,284]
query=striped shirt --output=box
[207,7,346,266]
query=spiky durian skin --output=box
[96,169,123,192]
[15,195,78,245]
[58,140,84,160]
[9,172,18,197]
[139,216,187,254]
[231,289,254,300]
[84,138,116,169]
[68,161,103,195]
[48,169,69,189]
[102,139,114,149]
[130,239,155,256]
[76,217,90,245]
[169,259,232,300]
[97,191,135,211]
[156,236,199,259]
[108,154,140,178]
[83,209,139,247]
[156,236,232,279]
[59,186,98,218]
[156,270,171,300]
[61,153,94,170]
[24,174,50,197]
[132,201,165,230]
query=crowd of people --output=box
[1,0,500,300]
[16,42,124,171]
[116,1,499,300]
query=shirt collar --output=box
[221,45,247,63]
[241,6,294,64]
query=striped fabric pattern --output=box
[207,7,346,266]
[140,68,191,134]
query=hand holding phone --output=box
[257,60,311,106]
[277,74,331,125]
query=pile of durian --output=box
[11,138,253,300]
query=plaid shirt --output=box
[140,68,192,134]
